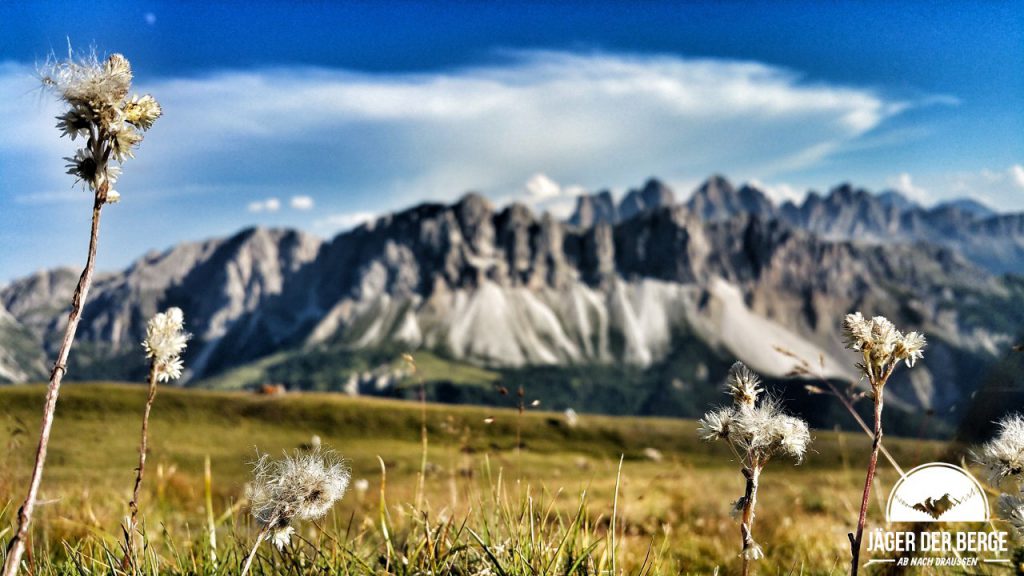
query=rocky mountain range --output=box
[571,175,1023,274]
[2,175,1022,426]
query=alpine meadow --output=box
[2,2,1024,575]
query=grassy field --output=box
[0,383,1010,574]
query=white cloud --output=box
[0,49,941,273]
[746,179,805,204]
[290,195,315,210]
[524,173,561,200]
[887,172,928,202]
[1011,164,1024,189]
[314,211,375,231]
[944,165,1024,210]
[248,198,280,213]
[0,51,913,209]
[509,173,588,218]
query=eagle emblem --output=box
[895,488,976,520]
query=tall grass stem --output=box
[2,197,105,576]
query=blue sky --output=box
[0,1,1022,281]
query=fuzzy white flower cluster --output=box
[698,362,811,563]
[976,414,1024,537]
[42,51,162,204]
[977,414,1024,484]
[142,307,188,382]
[247,448,351,549]
[843,313,926,384]
[698,362,811,463]
[998,493,1024,538]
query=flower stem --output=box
[740,466,761,576]
[849,389,885,576]
[240,525,270,576]
[2,197,105,576]
[124,364,160,565]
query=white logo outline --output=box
[885,462,989,523]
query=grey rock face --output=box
[568,190,617,228]
[619,178,676,221]
[2,175,1021,417]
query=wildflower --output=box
[269,525,295,550]
[697,362,810,572]
[698,407,735,442]
[742,541,764,561]
[998,492,1024,537]
[842,312,926,383]
[842,313,926,576]
[975,414,1024,484]
[143,307,188,382]
[40,49,161,204]
[726,361,762,406]
[123,94,162,130]
[111,127,143,162]
[2,49,163,576]
[247,448,350,536]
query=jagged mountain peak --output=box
[619,178,676,221]
[686,174,776,222]
[568,189,617,228]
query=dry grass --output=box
[0,383,1009,574]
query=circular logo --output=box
[886,463,989,523]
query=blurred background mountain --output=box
[2,174,1021,438]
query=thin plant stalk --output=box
[125,366,160,562]
[2,195,105,576]
[610,454,624,575]
[838,313,923,576]
[240,525,271,576]
[849,385,887,576]
[739,465,761,576]
[204,455,217,566]
[404,353,428,511]
[776,346,904,475]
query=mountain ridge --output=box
[1,175,1021,428]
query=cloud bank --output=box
[0,51,908,214]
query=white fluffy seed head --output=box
[698,407,735,442]
[699,396,811,464]
[247,447,351,532]
[42,49,161,200]
[976,414,1024,485]
[998,493,1024,537]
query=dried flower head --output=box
[975,414,1024,484]
[143,307,188,382]
[731,400,811,463]
[842,312,926,384]
[269,525,295,550]
[726,361,762,406]
[698,407,735,442]
[41,48,161,204]
[998,492,1024,538]
[742,541,764,561]
[247,447,350,547]
[697,362,810,567]
[699,364,811,465]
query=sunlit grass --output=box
[0,383,987,574]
